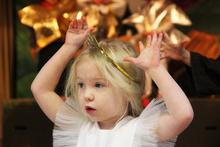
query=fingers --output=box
[139,31,163,52]
[69,17,88,31]
[139,41,145,52]
[139,35,151,52]
[146,31,163,48]
[146,35,152,48]
[157,33,163,48]
[80,17,88,30]
[69,19,77,30]
[151,31,158,47]
[123,56,137,64]
[163,32,184,49]
[160,48,168,60]
[163,32,173,45]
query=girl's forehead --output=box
[76,59,104,79]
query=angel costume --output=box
[53,98,176,147]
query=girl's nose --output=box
[85,95,94,101]
[84,88,95,101]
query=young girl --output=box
[31,17,194,147]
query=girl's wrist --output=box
[60,44,79,59]
[62,43,79,50]
[146,64,165,76]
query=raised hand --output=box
[124,32,163,71]
[160,33,190,64]
[65,17,91,49]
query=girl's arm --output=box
[148,64,193,141]
[31,18,90,123]
[124,32,194,141]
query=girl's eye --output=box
[95,82,105,88]
[77,82,84,88]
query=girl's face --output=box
[76,58,128,129]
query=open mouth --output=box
[85,106,96,113]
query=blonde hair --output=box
[65,39,145,116]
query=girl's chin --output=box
[84,113,98,121]
[85,115,107,124]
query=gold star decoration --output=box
[18,0,76,52]
[123,0,192,44]
[76,0,126,38]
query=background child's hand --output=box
[65,17,90,49]
[124,32,163,71]
[160,33,190,64]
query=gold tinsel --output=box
[18,0,76,52]
[123,0,192,44]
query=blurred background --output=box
[0,0,220,147]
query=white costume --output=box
[53,98,176,147]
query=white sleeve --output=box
[53,98,84,147]
[133,99,177,147]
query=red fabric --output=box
[141,95,150,108]
[92,0,111,5]
[186,30,220,59]
[40,1,57,9]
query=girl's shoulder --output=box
[53,97,85,147]
[133,98,176,147]
[139,98,167,119]
[54,97,84,129]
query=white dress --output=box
[53,98,177,147]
